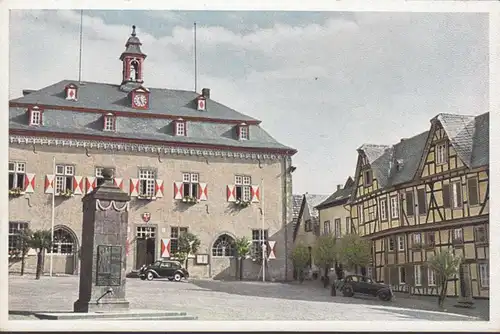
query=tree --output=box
[337,234,371,273]
[313,235,338,288]
[428,249,463,308]
[178,232,201,270]
[291,243,310,283]
[28,229,52,279]
[18,228,33,276]
[234,236,251,280]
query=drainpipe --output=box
[283,154,291,281]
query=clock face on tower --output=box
[133,93,148,108]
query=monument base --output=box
[74,298,130,313]
[34,309,198,320]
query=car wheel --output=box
[146,271,154,281]
[174,273,182,282]
[378,290,391,301]
[342,285,354,297]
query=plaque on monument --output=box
[96,245,122,286]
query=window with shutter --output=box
[379,198,388,221]
[390,196,399,219]
[442,184,451,208]
[467,178,479,206]
[417,188,427,215]
[405,191,414,216]
[474,226,487,244]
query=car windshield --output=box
[152,261,162,267]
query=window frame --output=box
[425,231,435,248]
[138,168,157,198]
[428,267,436,286]
[235,175,251,202]
[451,181,462,209]
[398,266,406,284]
[323,220,331,235]
[170,226,188,255]
[182,172,199,198]
[238,123,250,141]
[479,263,489,288]
[412,233,422,249]
[452,228,464,245]
[435,141,448,165]
[334,218,341,238]
[103,113,116,131]
[8,221,29,254]
[345,217,351,234]
[304,219,312,233]
[363,169,373,187]
[405,190,414,216]
[251,229,268,257]
[55,164,75,194]
[397,235,405,251]
[388,237,395,252]
[414,264,422,286]
[175,119,187,136]
[379,198,388,221]
[417,187,427,215]
[390,196,399,219]
[8,161,27,191]
[474,225,488,245]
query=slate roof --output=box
[354,112,489,192]
[316,177,355,209]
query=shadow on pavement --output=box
[190,279,487,321]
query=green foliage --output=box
[29,229,53,251]
[312,235,338,268]
[172,251,188,263]
[178,232,201,255]
[428,249,463,307]
[292,243,310,270]
[235,236,251,258]
[337,234,371,270]
[428,249,462,280]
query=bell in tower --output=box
[119,25,147,90]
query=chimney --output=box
[202,88,210,99]
[337,184,343,191]
[400,138,407,143]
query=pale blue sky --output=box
[9,10,489,195]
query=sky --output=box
[9,10,489,195]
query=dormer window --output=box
[28,106,42,126]
[197,96,206,111]
[238,123,249,141]
[175,118,187,136]
[396,159,404,171]
[103,113,116,131]
[65,83,78,101]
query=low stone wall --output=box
[9,254,77,275]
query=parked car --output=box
[139,260,189,282]
[337,275,393,301]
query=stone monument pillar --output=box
[74,168,131,313]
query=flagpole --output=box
[49,156,55,277]
[78,9,84,83]
[262,178,265,282]
[194,22,197,93]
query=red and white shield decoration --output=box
[197,97,206,111]
[267,241,276,260]
[142,212,151,223]
[65,84,78,101]
[161,239,171,258]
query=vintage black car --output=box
[337,275,393,301]
[139,260,189,282]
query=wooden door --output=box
[135,238,147,269]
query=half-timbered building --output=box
[349,112,489,299]
[8,26,297,280]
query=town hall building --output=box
[8,26,297,280]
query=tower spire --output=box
[119,25,147,89]
[131,25,136,37]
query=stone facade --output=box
[8,143,293,280]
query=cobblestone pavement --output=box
[8,275,485,321]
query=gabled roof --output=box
[316,177,355,209]
[435,113,476,168]
[351,112,489,200]
[292,194,303,224]
[292,193,329,241]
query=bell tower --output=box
[119,25,147,86]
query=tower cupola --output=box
[120,25,147,86]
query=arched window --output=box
[212,234,236,257]
[130,60,139,81]
[51,228,76,255]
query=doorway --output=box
[135,226,156,270]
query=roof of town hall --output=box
[355,112,489,190]
[9,80,296,154]
[8,26,296,155]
